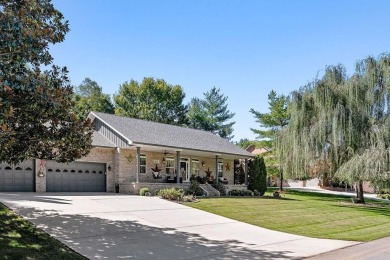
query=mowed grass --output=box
[185,190,390,242]
[0,203,85,260]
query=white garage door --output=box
[46,161,106,192]
[0,160,35,192]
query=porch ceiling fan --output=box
[163,150,173,155]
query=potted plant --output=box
[151,164,162,179]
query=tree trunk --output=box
[355,183,359,198]
[279,169,283,191]
[357,180,365,203]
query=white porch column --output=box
[136,147,141,183]
[114,147,121,184]
[215,155,219,183]
[244,159,248,186]
[176,150,181,183]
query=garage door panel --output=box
[46,161,106,192]
[0,160,35,192]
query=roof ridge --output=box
[92,111,218,136]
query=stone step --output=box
[200,184,220,197]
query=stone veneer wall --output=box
[35,159,46,192]
[117,149,235,185]
[120,182,191,195]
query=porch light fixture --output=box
[162,157,166,164]
[108,165,112,171]
[201,161,206,167]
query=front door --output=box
[180,159,190,182]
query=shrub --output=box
[157,188,184,201]
[139,188,149,196]
[248,155,267,195]
[188,180,204,196]
[228,189,239,196]
[212,182,227,196]
[228,189,254,196]
[253,190,260,196]
[245,190,254,196]
[182,195,199,202]
[377,189,390,200]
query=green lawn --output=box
[0,203,85,260]
[185,190,390,242]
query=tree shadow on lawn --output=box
[284,190,362,203]
[332,203,390,218]
[0,204,85,259]
[14,207,298,260]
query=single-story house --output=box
[0,112,253,194]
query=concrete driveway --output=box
[0,193,357,259]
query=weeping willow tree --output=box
[277,54,390,203]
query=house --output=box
[245,145,272,155]
[0,112,253,194]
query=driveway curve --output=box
[0,193,357,259]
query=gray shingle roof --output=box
[90,112,253,157]
[92,131,116,148]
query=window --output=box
[140,155,146,174]
[218,161,223,177]
[165,158,174,176]
[191,159,200,176]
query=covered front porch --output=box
[113,144,250,195]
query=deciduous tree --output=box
[277,55,390,203]
[113,77,188,125]
[73,77,114,118]
[0,0,93,164]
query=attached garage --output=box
[0,160,35,192]
[46,161,106,192]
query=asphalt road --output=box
[307,236,390,260]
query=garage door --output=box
[0,160,35,192]
[46,161,106,192]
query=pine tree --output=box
[250,90,289,190]
[188,87,235,140]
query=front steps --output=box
[200,184,220,197]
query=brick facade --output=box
[115,149,235,190]
[31,147,238,194]
[77,147,115,192]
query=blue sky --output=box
[51,0,390,141]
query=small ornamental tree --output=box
[248,155,267,195]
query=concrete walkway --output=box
[307,236,390,260]
[0,193,358,259]
[285,187,384,201]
